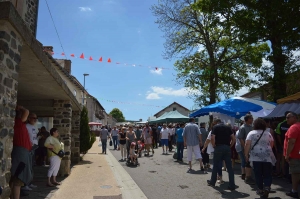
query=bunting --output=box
[44,50,171,71]
[86,95,166,108]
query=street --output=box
[109,145,290,199]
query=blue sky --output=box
[36,0,202,121]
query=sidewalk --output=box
[21,138,147,199]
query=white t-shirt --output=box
[26,123,38,146]
[160,128,170,139]
[206,131,214,154]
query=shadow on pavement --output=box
[20,165,67,199]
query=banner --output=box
[44,50,171,71]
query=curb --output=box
[105,150,148,199]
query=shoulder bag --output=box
[251,130,265,150]
[49,149,65,158]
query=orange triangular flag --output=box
[99,57,102,62]
[61,52,65,56]
[71,54,75,57]
[89,56,93,61]
[108,58,111,63]
[80,53,84,59]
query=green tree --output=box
[109,108,125,122]
[151,0,269,106]
[80,106,95,154]
[201,0,300,102]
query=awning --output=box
[265,101,300,118]
[277,92,300,104]
[89,122,102,126]
[190,97,276,119]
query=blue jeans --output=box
[210,145,235,188]
[101,139,107,152]
[238,150,246,168]
[177,142,184,160]
[252,161,273,190]
[112,136,118,149]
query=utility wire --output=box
[45,0,68,59]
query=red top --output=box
[13,118,32,151]
[284,122,300,159]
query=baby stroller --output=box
[136,140,145,158]
[126,142,139,167]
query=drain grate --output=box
[100,185,113,189]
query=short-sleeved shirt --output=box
[182,122,201,146]
[100,129,109,140]
[276,120,290,143]
[200,127,208,143]
[284,122,300,159]
[212,123,233,146]
[26,123,38,146]
[13,118,31,151]
[135,129,142,140]
[160,128,170,139]
[176,128,184,142]
[235,130,242,152]
[111,129,119,137]
[246,129,276,165]
[237,124,253,141]
[142,127,152,139]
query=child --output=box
[130,142,137,163]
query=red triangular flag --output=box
[99,57,102,62]
[51,52,54,55]
[89,56,93,61]
[108,58,111,63]
[71,54,75,57]
[61,52,65,56]
[80,53,84,59]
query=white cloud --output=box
[146,93,161,100]
[79,7,92,12]
[150,68,163,75]
[235,87,249,97]
[146,86,199,100]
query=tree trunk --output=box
[270,36,287,102]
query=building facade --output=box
[154,102,190,118]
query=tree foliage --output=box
[151,0,269,106]
[80,106,95,154]
[200,0,300,101]
[109,108,125,122]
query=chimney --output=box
[64,60,72,74]
[43,46,54,56]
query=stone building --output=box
[154,102,190,118]
[0,1,84,197]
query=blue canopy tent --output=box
[190,97,276,119]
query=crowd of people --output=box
[99,112,300,199]
[11,105,64,199]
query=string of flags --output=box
[44,50,171,71]
[87,95,166,108]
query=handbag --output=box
[109,140,112,146]
[51,149,65,158]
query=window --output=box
[73,89,77,96]
[173,107,176,111]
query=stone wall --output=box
[0,21,23,199]
[53,100,72,176]
[0,0,39,36]
[71,110,80,164]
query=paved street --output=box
[109,145,291,199]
